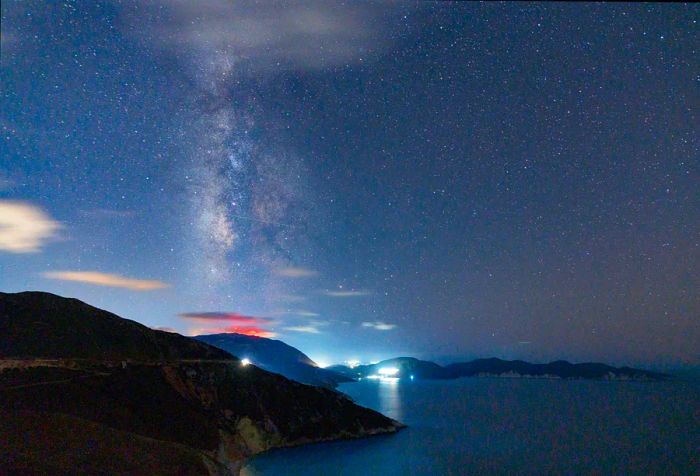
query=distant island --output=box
[329,356,668,382]
[0,292,403,475]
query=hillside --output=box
[196,333,352,388]
[0,292,403,475]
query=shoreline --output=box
[236,423,405,476]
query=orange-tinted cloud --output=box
[217,326,275,337]
[179,312,276,337]
[187,325,276,338]
[42,271,169,291]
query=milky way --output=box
[120,0,406,320]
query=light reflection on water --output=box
[376,378,401,422]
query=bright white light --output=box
[241,358,251,367]
[346,360,361,368]
[315,360,329,369]
[367,372,399,381]
[378,367,399,377]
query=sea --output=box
[241,377,700,475]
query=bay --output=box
[242,378,700,475]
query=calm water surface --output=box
[242,378,700,475]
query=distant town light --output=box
[241,358,251,367]
[378,367,399,376]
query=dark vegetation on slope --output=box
[0,410,213,476]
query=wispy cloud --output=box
[362,321,397,331]
[125,1,400,76]
[283,325,321,334]
[0,201,61,253]
[180,311,275,338]
[273,266,318,278]
[290,310,320,317]
[42,271,169,291]
[154,326,177,333]
[322,289,371,298]
[270,309,320,317]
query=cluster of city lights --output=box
[241,357,416,382]
[366,366,400,381]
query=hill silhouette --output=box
[196,333,352,388]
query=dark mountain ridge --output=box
[0,292,403,475]
[195,333,352,388]
[329,356,668,381]
[0,291,230,361]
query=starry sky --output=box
[1,2,698,368]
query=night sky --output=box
[1,2,698,367]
